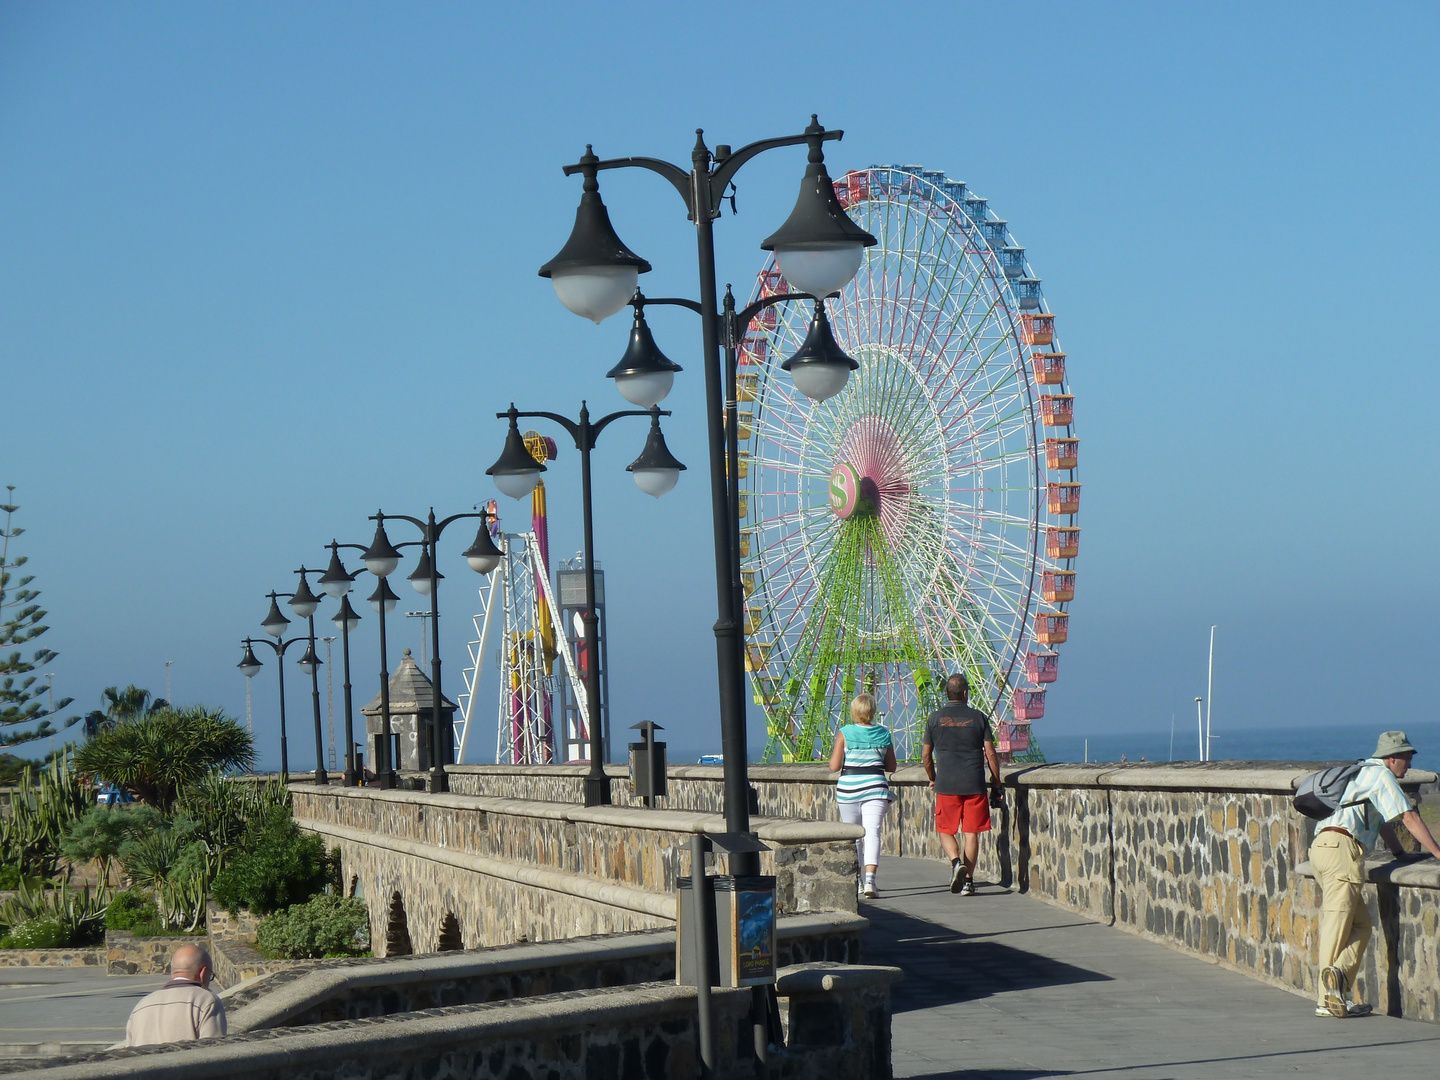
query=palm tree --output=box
[73,705,253,810]
[81,685,168,737]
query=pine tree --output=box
[0,486,75,745]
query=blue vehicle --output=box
[96,783,134,806]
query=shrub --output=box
[1,916,71,949]
[104,890,159,933]
[0,756,91,877]
[0,879,107,946]
[62,805,162,883]
[211,806,333,916]
[0,863,21,890]
[256,894,370,959]
[72,707,253,811]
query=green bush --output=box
[62,805,162,882]
[211,806,334,916]
[0,756,91,877]
[1,917,71,949]
[72,706,253,811]
[256,894,370,959]
[0,863,22,890]
[104,890,159,932]
[0,879,108,946]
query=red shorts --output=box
[935,793,992,835]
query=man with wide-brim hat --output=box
[1310,730,1440,1018]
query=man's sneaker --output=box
[949,861,965,893]
[1320,966,1348,1018]
[1346,1002,1374,1017]
[960,876,975,897]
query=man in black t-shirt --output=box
[922,673,1002,896]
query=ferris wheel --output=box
[739,164,1078,762]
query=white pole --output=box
[1195,697,1204,760]
[1084,738,1088,763]
[165,660,173,705]
[1206,626,1215,763]
[1169,713,1175,762]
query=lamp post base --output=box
[313,767,329,786]
[583,773,612,808]
[342,769,360,788]
[426,766,448,794]
[375,770,396,790]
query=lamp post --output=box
[318,540,367,787]
[367,508,500,793]
[240,629,307,778]
[488,402,683,807]
[263,579,329,785]
[538,116,873,873]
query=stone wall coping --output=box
[20,982,753,1080]
[1295,855,1440,890]
[291,783,863,844]
[444,761,1439,795]
[775,961,903,994]
[301,818,680,920]
[229,911,869,1033]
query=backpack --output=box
[1292,761,1365,820]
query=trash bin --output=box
[677,874,776,987]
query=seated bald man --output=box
[125,943,227,1046]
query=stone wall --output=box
[0,946,102,968]
[289,785,861,958]
[104,930,181,975]
[8,966,901,1080]
[449,760,1440,1022]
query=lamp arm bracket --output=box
[435,511,482,535]
[727,292,838,352]
[374,512,427,533]
[591,408,671,441]
[640,296,705,315]
[505,409,583,445]
[566,155,693,216]
[708,129,843,209]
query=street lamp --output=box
[287,570,328,786]
[318,540,365,787]
[369,507,497,793]
[539,115,873,871]
[359,515,411,790]
[240,623,308,777]
[489,402,683,806]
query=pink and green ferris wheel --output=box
[737,165,1078,762]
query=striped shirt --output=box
[1317,758,1412,851]
[836,723,893,803]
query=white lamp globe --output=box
[550,266,638,325]
[772,243,864,301]
[632,467,680,499]
[494,469,542,500]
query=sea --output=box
[1034,720,1440,766]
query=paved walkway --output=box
[866,857,1439,1079]
[0,968,156,1059]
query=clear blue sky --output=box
[3,2,1437,767]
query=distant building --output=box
[361,648,457,772]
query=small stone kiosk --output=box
[361,648,458,773]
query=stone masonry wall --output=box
[290,785,861,958]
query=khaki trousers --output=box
[1309,831,1372,1004]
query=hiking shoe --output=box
[949,861,965,893]
[1320,966,1348,1018]
[960,876,975,896]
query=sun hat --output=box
[1374,730,1418,759]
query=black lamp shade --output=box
[318,548,354,598]
[463,515,503,575]
[488,408,547,499]
[627,408,687,499]
[409,549,444,595]
[781,302,860,402]
[331,595,361,634]
[368,577,399,615]
[238,642,262,678]
[297,642,321,676]
[289,574,321,619]
[538,147,651,324]
[363,519,402,578]
[607,297,682,408]
[262,597,291,639]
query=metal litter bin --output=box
[677,874,776,987]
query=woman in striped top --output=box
[828,693,898,899]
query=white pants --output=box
[839,797,890,868]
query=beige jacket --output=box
[124,978,227,1046]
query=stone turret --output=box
[361,649,458,772]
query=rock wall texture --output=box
[449,760,1440,1023]
[289,785,862,959]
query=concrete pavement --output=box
[0,968,157,1060]
[866,857,1439,1079]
